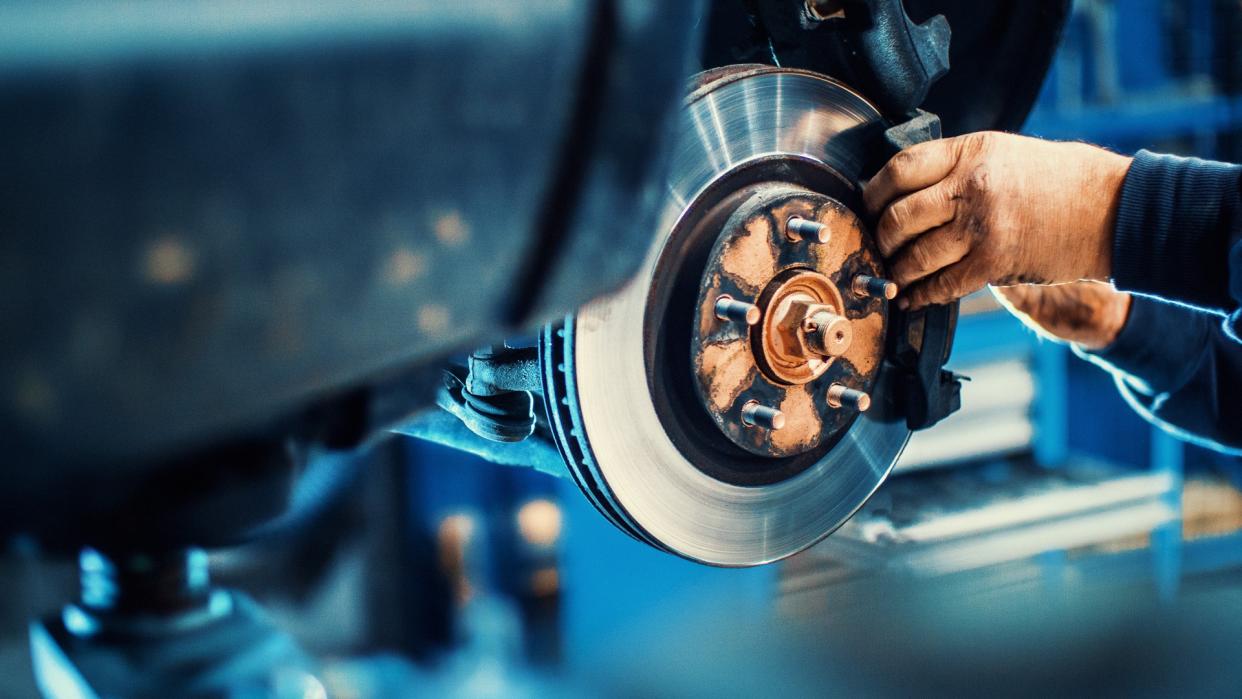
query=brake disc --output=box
[542,66,910,566]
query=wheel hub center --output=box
[755,269,852,385]
[688,181,893,458]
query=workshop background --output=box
[3,1,1242,697]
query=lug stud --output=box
[785,216,830,243]
[741,400,785,430]
[715,295,761,325]
[852,274,898,300]
[827,383,870,412]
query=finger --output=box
[863,137,963,215]
[886,222,970,288]
[874,179,960,257]
[899,258,985,310]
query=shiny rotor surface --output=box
[570,70,910,566]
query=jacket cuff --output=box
[1111,150,1238,312]
[1075,295,1212,396]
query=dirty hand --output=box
[992,281,1132,350]
[863,131,1132,310]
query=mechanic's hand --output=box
[863,132,1132,310]
[992,281,1132,350]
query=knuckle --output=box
[889,149,918,176]
[966,164,992,195]
[942,176,963,200]
[884,200,910,233]
[929,182,953,208]
[956,132,989,160]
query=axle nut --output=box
[803,310,852,357]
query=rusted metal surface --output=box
[690,184,888,458]
[756,271,848,383]
[853,274,899,300]
[827,383,871,411]
[804,309,853,357]
[714,295,762,326]
[741,401,786,430]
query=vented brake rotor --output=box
[542,67,910,566]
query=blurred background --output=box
[4,1,1242,696]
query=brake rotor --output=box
[542,67,910,566]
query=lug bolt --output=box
[715,295,761,326]
[785,216,830,243]
[827,383,870,412]
[741,400,785,430]
[852,274,898,300]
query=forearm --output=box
[1077,296,1242,453]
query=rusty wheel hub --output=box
[754,268,851,385]
[691,183,892,458]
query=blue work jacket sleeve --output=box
[1076,295,1242,454]
[1111,149,1242,342]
